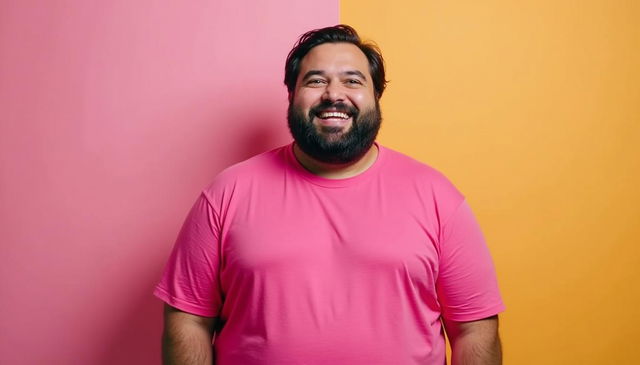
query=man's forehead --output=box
[299,43,370,75]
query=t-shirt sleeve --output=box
[436,200,505,322]
[153,193,223,317]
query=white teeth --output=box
[319,112,349,119]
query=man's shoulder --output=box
[221,144,289,176]
[379,144,464,202]
[379,145,450,181]
[202,144,290,195]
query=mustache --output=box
[309,102,358,117]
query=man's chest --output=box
[218,185,441,288]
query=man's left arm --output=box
[443,315,502,365]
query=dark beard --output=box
[287,101,382,164]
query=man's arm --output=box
[443,315,502,365]
[162,304,218,365]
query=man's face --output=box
[287,42,381,164]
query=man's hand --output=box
[443,315,502,365]
[162,304,217,365]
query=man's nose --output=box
[321,81,345,103]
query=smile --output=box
[318,111,350,119]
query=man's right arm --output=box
[162,304,218,365]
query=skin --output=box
[444,316,502,365]
[290,42,379,179]
[161,41,502,365]
[161,304,216,365]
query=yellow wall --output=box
[341,1,640,364]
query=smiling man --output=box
[287,41,381,172]
[155,25,505,365]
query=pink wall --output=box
[0,1,337,363]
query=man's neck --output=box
[292,143,379,179]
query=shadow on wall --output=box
[98,276,165,365]
[97,110,288,364]
[208,107,292,168]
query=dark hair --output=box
[284,24,387,98]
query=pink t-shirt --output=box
[154,143,504,364]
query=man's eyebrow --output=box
[301,70,368,81]
[301,70,325,80]
[343,70,367,80]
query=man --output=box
[155,25,505,364]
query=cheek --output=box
[349,91,375,108]
[293,90,322,109]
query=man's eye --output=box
[346,79,362,85]
[307,79,325,85]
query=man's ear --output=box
[288,92,294,103]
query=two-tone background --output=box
[1,1,638,364]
